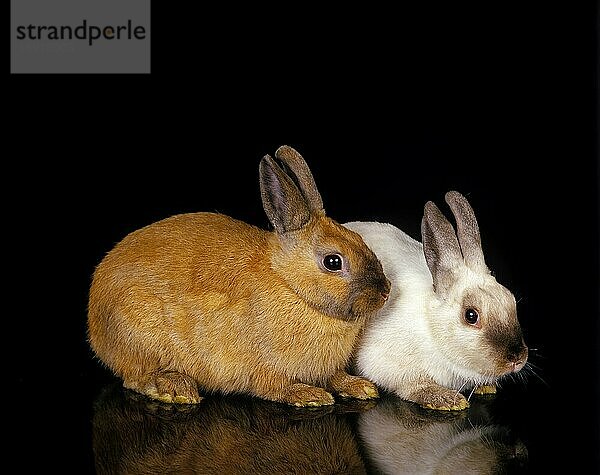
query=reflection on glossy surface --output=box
[357,395,528,474]
[92,383,370,475]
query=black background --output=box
[9,2,598,473]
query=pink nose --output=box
[507,344,528,372]
[511,358,527,372]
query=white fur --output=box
[357,398,526,474]
[344,221,512,400]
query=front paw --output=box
[329,374,379,400]
[411,385,469,411]
[279,383,335,407]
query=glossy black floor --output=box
[16,346,597,474]
[78,375,547,474]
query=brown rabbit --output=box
[87,145,391,407]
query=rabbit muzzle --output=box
[348,274,391,321]
[484,322,528,376]
[370,275,392,307]
[506,343,528,373]
[494,339,528,376]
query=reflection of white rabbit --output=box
[345,191,528,410]
[88,146,391,407]
[357,396,528,474]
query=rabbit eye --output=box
[464,308,480,325]
[323,254,343,272]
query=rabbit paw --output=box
[280,383,335,407]
[473,384,497,395]
[133,371,202,404]
[329,374,380,400]
[412,385,469,411]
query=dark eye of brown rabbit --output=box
[464,308,480,325]
[323,254,343,272]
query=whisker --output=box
[467,417,476,430]
[455,381,469,404]
[526,361,544,370]
[485,370,501,390]
[467,385,477,402]
[517,371,528,385]
[525,364,550,388]
[515,370,526,382]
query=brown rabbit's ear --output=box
[259,154,312,233]
[274,145,325,215]
[444,191,488,272]
[421,200,463,295]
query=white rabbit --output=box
[345,191,528,410]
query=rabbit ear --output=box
[421,200,463,295]
[444,191,488,272]
[259,154,313,234]
[274,145,325,215]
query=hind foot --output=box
[124,370,202,404]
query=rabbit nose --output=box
[381,290,390,301]
[382,278,391,296]
[508,345,528,372]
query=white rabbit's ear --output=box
[444,191,488,273]
[274,145,325,215]
[421,200,462,295]
[259,154,312,234]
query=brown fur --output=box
[87,146,390,406]
[462,287,528,374]
[92,383,368,475]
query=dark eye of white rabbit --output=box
[464,308,480,326]
[323,254,343,272]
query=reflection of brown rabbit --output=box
[356,395,528,474]
[87,145,390,407]
[92,383,368,475]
